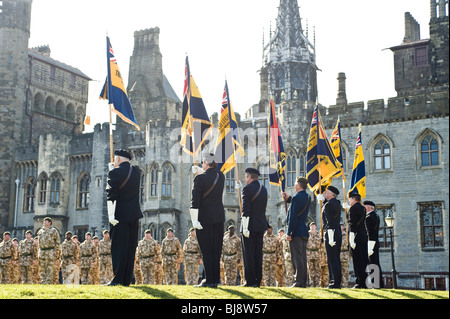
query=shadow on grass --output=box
[420,291,449,299]
[263,288,303,299]
[217,287,254,299]
[389,289,447,299]
[131,285,178,299]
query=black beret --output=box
[363,201,376,208]
[114,149,132,160]
[348,192,360,199]
[327,185,339,195]
[245,167,260,176]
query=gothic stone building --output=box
[1,0,448,289]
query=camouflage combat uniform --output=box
[281,234,294,287]
[137,236,162,285]
[262,231,282,287]
[98,237,113,285]
[183,234,201,285]
[161,235,183,285]
[221,231,242,286]
[37,226,61,284]
[306,229,321,287]
[18,238,38,284]
[340,231,350,288]
[275,234,286,287]
[0,237,17,284]
[60,237,79,284]
[79,238,97,284]
[319,239,329,288]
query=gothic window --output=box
[140,169,145,204]
[150,164,158,197]
[421,135,439,167]
[49,172,62,204]
[38,173,48,204]
[286,151,297,188]
[225,169,235,193]
[377,206,394,249]
[374,139,391,170]
[161,164,172,197]
[275,68,285,88]
[420,202,444,248]
[257,163,270,191]
[299,154,306,177]
[77,173,90,209]
[24,178,36,212]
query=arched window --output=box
[421,135,439,167]
[150,164,158,197]
[161,164,172,197]
[286,151,297,188]
[374,139,391,170]
[225,169,235,193]
[49,172,62,204]
[77,173,90,209]
[299,154,306,177]
[24,178,36,212]
[38,173,48,204]
[258,163,270,191]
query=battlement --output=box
[0,0,32,33]
[133,27,160,54]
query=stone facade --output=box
[0,0,448,289]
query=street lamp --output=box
[384,211,397,289]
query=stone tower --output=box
[0,0,33,232]
[261,0,318,106]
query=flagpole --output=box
[109,104,114,163]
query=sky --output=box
[27,0,431,132]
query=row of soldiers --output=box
[0,218,351,287]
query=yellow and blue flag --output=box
[306,105,341,194]
[180,56,213,159]
[214,81,245,174]
[268,97,286,192]
[100,36,140,130]
[348,124,366,198]
[330,116,344,180]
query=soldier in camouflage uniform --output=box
[306,222,321,287]
[37,217,61,284]
[340,224,350,288]
[19,230,38,284]
[92,236,100,284]
[262,226,283,287]
[275,229,286,287]
[79,232,98,285]
[12,238,20,284]
[155,259,163,285]
[137,230,162,285]
[53,244,62,284]
[319,230,329,288]
[183,228,202,285]
[60,231,79,284]
[31,237,40,284]
[161,228,183,285]
[280,230,294,286]
[98,230,113,285]
[221,225,242,286]
[134,253,143,285]
[0,232,17,284]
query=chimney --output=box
[403,12,420,43]
[336,72,347,105]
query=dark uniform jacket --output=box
[241,180,268,233]
[365,210,380,247]
[107,161,143,222]
[191,168,225,225]
[348,202,368,243]
[322,198,342,232]
[286,190,311,238]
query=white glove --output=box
[342,202,350,210]
[191,166,204,175]
[316,194,325,202]
[349,232,356,249]
[327,229,335,247]
[242,216,250,238]
[108,162,115,171]
[107,201,119,226]
[189,208,203,230]
[235,180,243,190]
[368,240,376,256]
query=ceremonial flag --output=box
[268,97,286,192]
[214,81,245,174]
[100,36,140,130]
[306,105,341,194]
[330,116,344,179]
[348,124,366,198]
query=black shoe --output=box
[290,283,304,288]
[194,279,215,288]
[104,281,121,286]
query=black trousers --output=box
[196,222,224,285]
[368,246,384,288]
[289,236,308,287]
[241,231,264,286]
[325,232,342,288]
[110,219,139,286]
[351,241,368,288]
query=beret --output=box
[25,230,33,235]
[85,232,92,236]
[363,201,376,208]
[167,228,174,233]
[348,192,360,198]
[327,185,340,195]
[114,149,132,160]
[245,167,260,176]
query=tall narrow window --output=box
[374,139,391,170]
[286,152,296,188]
[421,135,439,167]
[258,164,270,191]
[299,154,306,177]
[161,164,172,197]
[38,173,48,204]
[78,173,90,209]
[150,165,158,197]
[24,178,36,212]
[376,206,394,249]
[420,202,444,248]
[49,173,61,204]
[225,169,235,193]
[415,46,428,67]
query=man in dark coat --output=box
[348,192,368,288]
[364,200,384,288]
[239,167,268,287]
[106,149,143,286]
[190,153,225,288]
[282,177,311,287]
[321,185,342,289]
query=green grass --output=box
[0,284,448,299]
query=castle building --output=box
[0,0,448,289]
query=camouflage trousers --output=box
[307,258,320,287]
[262,254,277,287]
[140,258,157,285]
[163,260,178,285]
[39,258,57,284]
[99,256,113,285]
[0,260,14,284]
[223,256,239,286]
[20,264,35,284]
[275,263,285,287]
[184,261,200,285]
